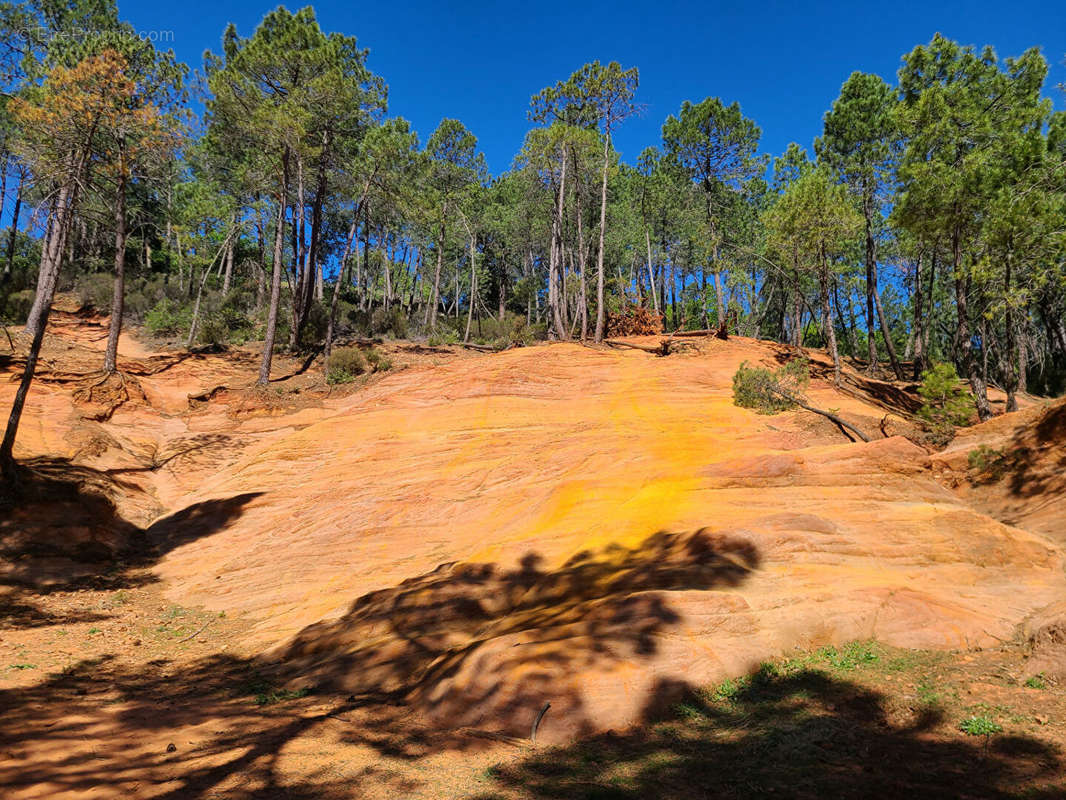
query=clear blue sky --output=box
[121,0,1066,174]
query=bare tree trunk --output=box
[104,168,127,374]
[463,229,476,343]
[548,149,569,340]
[952,228,991,420]
[4,167,23,279]
[255,211,266,312]
[221,219,235,296]
[911,250,926,380]
[258,149,289,385]
[427,206,446,331]
[2,173,78,485]
[288,155,308,350]
[594,134,609,343]
[819,247,841,387]
[863,187,879,371]
[645,229,659,314]
[1003,246,1018,413]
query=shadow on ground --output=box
[469,668,1064,800]
[0,459,262,626]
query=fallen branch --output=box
[177,618,214,644]
[776,388,870,442]
[605,339,672,356]
[461,342,502,353]
[668,328,716,338]
[530,702,551,743]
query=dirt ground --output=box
[2,577,1064,798]
[2,302,1065,798]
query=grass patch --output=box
[1024,674,1047,690]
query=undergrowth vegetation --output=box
[732,357,810,414]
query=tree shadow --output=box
[1002,401,1066,500]
[279,529,760,748]
[1,457,262,593]
[0,528,762,798]
[473,668,1064,799]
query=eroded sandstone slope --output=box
[3,314,1063,743]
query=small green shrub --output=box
[967,444,1007,480]
[326,346,367,384]
[427,331,458,347]
[1024,674,1047,690]
[365,347,392,373]
[732,356,810,414]
[918,363,974,443]
[959,715,1002,736]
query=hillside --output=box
[3,310,1064,754]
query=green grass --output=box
[9,663,37,670]
[1024,674,1047,690]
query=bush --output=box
[326,346,367,384]
[2,289,36,324]
[75,273,114,311]
[370,307,408,339]
[365,347,392,373]
[918,363,974,443]
[732,357,810,414]
[967,444,1006,479]
[145,298,192,337]
[427,329,459,347]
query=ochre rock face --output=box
[136,340,1065,743]
[4,319,1063,745]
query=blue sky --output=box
[122,0,1066,174]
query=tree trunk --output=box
[288,155,308,350]
[951,229,991,420]
[463,230,476,343]
[2,172,78,485]
[862,187,879,370]
[594,133,609,343]
[1003,246,1018,413]
[549,148,569,340]
[4,167,23,278]
[911,250,926,380]
[326,211,361,358]
[819,247,841,387]
[221,219,235,296]
[835,280,858,358]
[258,149,289,385]
[427,206,446,331]
[104,167,128,374]
[645,229,659,314]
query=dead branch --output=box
[775,388,871,442]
